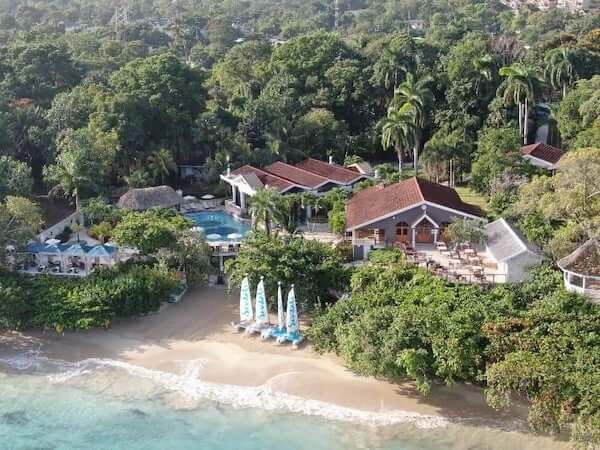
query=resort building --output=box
[117,185,182,211]
[346,177,485,260]
[558,239,600,303]
[220,158,369,217]
[484,219,543,283]
[521,143,565,171]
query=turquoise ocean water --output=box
[0,352,564,450]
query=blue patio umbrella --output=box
[239,276,253,323]
[254,276,269,327]
[87,245,111,257]
[286,285,299,334]
[63,244,86,256]
[43,244,62,254]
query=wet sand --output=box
[0,286,572,449]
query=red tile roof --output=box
[522,143,564,165]
[295,158,365,184]
[231,165,295,192]
[346,177,484,229]
[264,161,329,189]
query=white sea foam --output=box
[0,353,449,429]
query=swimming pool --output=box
[186,211,251,242]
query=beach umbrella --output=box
[277,282,285,331]
[286,285,299,334]
[206,233,221,240]
[43,244,62,254]
[239,276,253,322]
[254,276,269,327]
[227,233,243,240]
[63,243,86,256]
[201,194,215,200]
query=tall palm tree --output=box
[249,187,280,236]
[545,47,577,98]
[380,104,416,176]
[147,148,176,185]
[499,63,544,144]
[392,73,433,174]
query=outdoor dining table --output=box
[463,248,476,255]
[471,266,484,273]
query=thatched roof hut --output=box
[116,186,182,211]
[558,239,600,277]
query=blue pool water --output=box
[186,211,251,242]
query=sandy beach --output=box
[0,287,572,449]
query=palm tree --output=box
[147,149,176,185]
[472,54,495,96]
[392,73,433,174]
[499,63,544,144]
[420,140,448,183]
[380,104,417,176]
[545,47,577,98]
[249,187,280,236]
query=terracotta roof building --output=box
[221,158,369,217]
[346,177,485,260]
[521,143,565,170]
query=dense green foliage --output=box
[0,264,178,331]
[225,232,349,310]
[308,249,600,446]
[111,208,193,254]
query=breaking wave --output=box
[0,351,448,429]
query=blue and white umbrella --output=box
[277,282,285,331]
[286,285,299,334]
[239,276,253,322]
[254,277,269,327]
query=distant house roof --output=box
[346,161,374,176]
[116,185,182,211]
[558,239,600,277]
[522,143,565,165]
[485,218,542,262]
[295,158,366,184]
[346,177,484,230]
[265,161,330,188]
[231,165,296,193]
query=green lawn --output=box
[455,185,488,212]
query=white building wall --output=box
[505,251,543,283]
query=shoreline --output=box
[0,286,571,448]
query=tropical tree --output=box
[392,73,433,173]
[380,104,416,176]
[148,148,177,185]
[0,196,43,267]
[499,63,544,144]
[545,47,577,98]
[443,218,486,255]
[44,128,115,211]
[249,187,280,236]
[472,54,495,96]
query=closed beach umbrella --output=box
[239,276,253,322]
[254,276,269,327]
[277,282,285,331]
[286,285,299,334]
